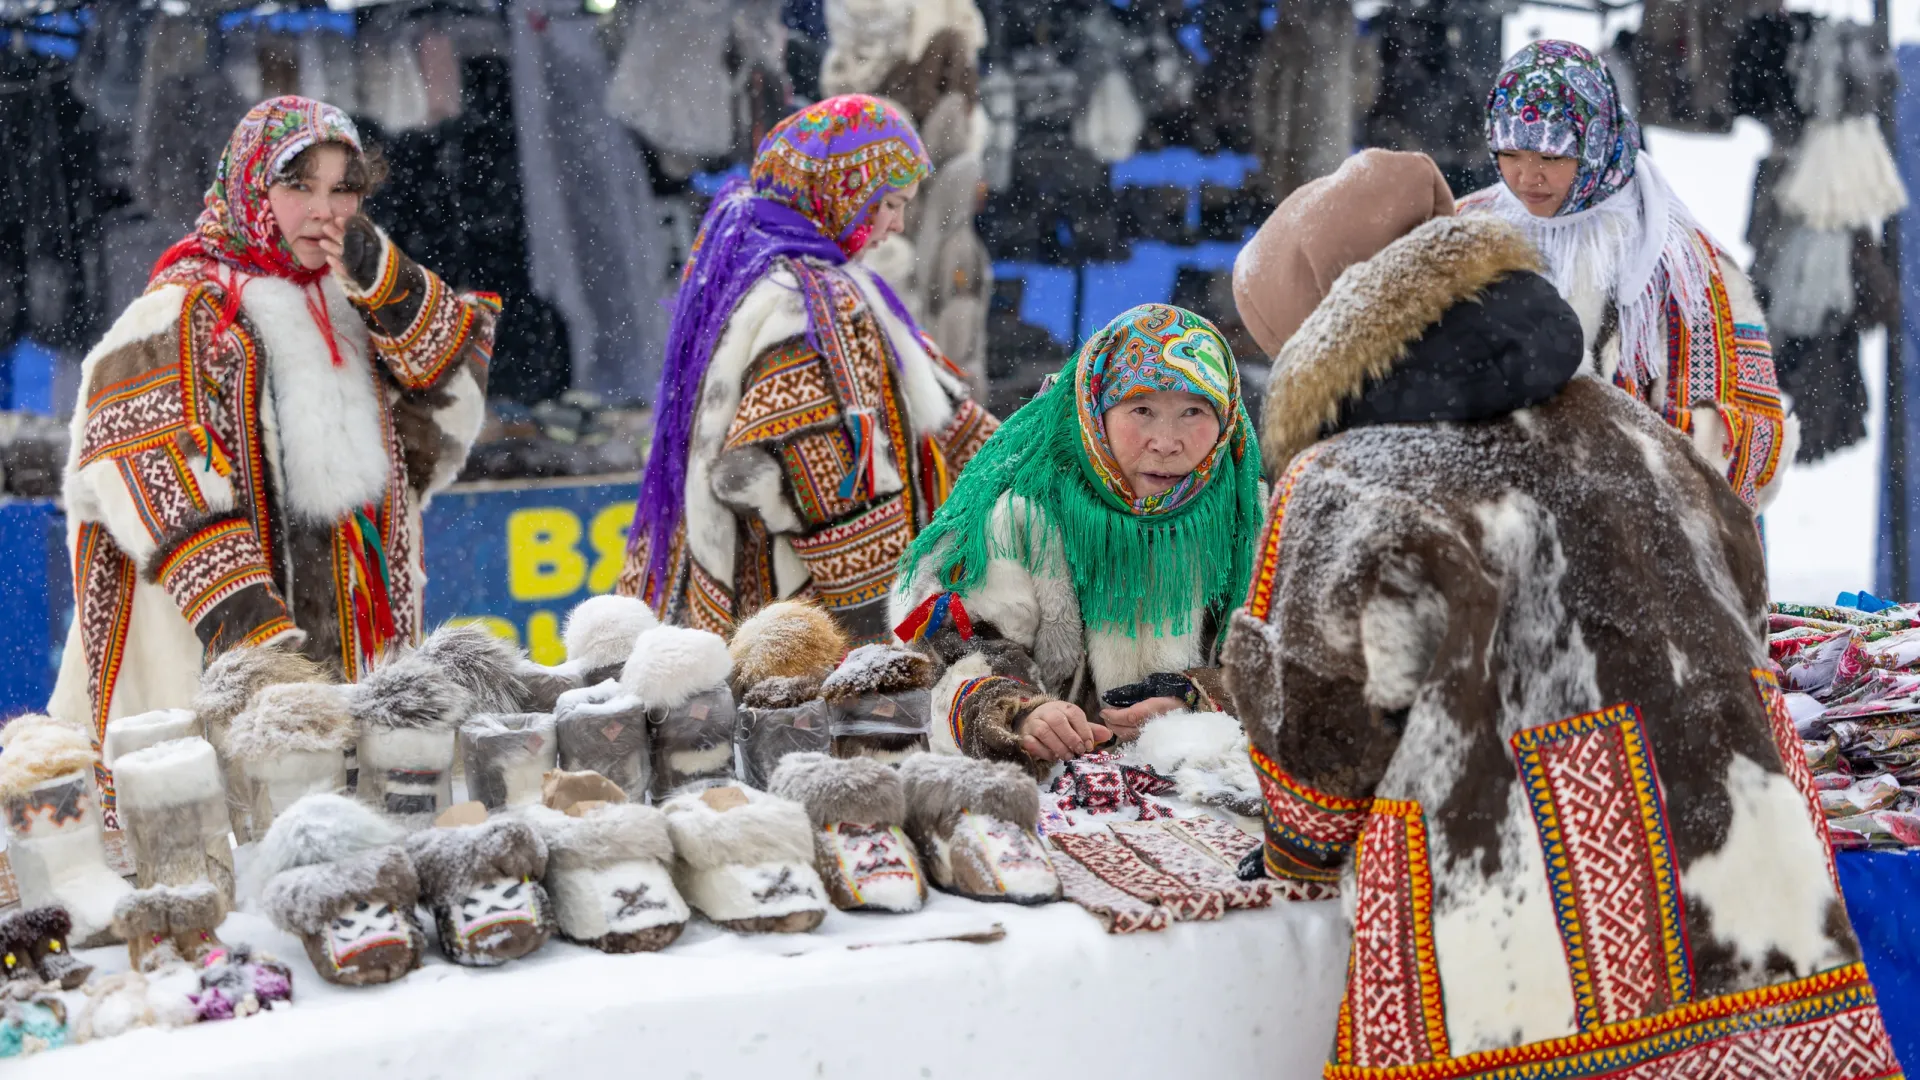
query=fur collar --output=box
[1262,216,1543,469]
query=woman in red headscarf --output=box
[49,96,499,738]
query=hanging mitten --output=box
[193,645,332,841]
[524,801,688,953]
[405,818,553,967]
[226,683,354,836]
[0,907,91,989]
[0,715,130,946]
[459,713,559,810]
[661,785,830,933]
[348,649,469,827]
[253,794,423,988]
[623,626,738,799]
[113,737,235,901]
[769,753,926,914]
[898,752,1060,904]
[820,644,935,762]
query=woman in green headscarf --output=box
[890,303,1264,771]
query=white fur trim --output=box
[111,736,225,810]
[426,366,486,498]
[563,594,660,671]
[1129,711,1243,773]
[102,709,200,768]
[661,785,815,869]
[358,725,456,773]
[551,859,689,939]
[621,626,733,709]
[672,859,828,923]
[928,652,994,755]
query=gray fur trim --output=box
[227,683,356,760]
[416,623,532,715]
[262,845,419,936]
[195,646,330,740]
[111,881,229,941]
[349,649,472,732]
[898,752,1039,829]
[819,645,935,702]
[522,803,675,872]
[767,752,905,827]
[406,818,549,904]
[660,786,813,870]
[244,793,406,905]
[741,675,822,710]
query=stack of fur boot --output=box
[626,626,738,800]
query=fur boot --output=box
[898,753,1060,904]
[735,676,831,789]
[623,626,738,799]
[769,753,925,913]
[821,645,935,762]
[102,709,199,768]
[226,683,354,837]
[522,802,687,952]
[0,716,130,946]
[0,907,91,989]
[415,622,535,715]
[113,737,235,901]
[193,646,331,841]
[459,713,559,810]
[253,794,423,987]
[349,649,468,826]
[110,882,229,972]
[0,979,66,1057]
[660,785,829,933]
[405,818,553,966]
[554,682,652,798]
[727,600,848,693]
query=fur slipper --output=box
[102,709,199,768]
[193,646,331,842]
[0,907,91,989]
[405,818,553,966]
[898,753,1060,905]
[415,623,537,716]
[253,794,423,987]
[459,713,558,810]
[113,737,235,900]
[110,882,229,973]
[348,649,467,826]
[554,681,651,798]
[821,645,935,762]
[728,600,848,693]
[661,785,829,933]
[735,676,831,789]
[523,802,687,952]
[226,683,355,835]
[0,979,67,1057]
[624,626,738,799]
[0,717,130,946]
[769,753,925,913]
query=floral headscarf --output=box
[1486,40,1641,216]
[1074,303,1242,515]
[749,94,932,257]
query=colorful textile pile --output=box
[1044,816,1272,934]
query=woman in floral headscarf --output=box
[617,94,996,643]
[1459,40,1794,511]
[890,303,1264,771]
[50,96,497,736]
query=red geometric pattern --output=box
[1250,744,1369,884]
[1109,820,1272,909]
[1511,704,1692,1031]
[1336,799,1448,1070]
[1322,962,1898,1080]
[1049,848,1170,934]
[1752,668,1842,892]
[1242,443,1326,620]
[1049,831,1225,921]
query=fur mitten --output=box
[735,676,832,789]
[226,683,355,836]
[405,818,553,966]
[110,882,229,973]
[624,626,737,799]
[898,753,1060,904]
[114,737,235,900]
[0,716,130,946]
[0,979,66,1057]
[349,649,467,826]
[0,907,91,989]
[459,713,558,809]
[193,645,331,841]
[660,785,829,933]
[252,793,424,987]
[554,681,651,798]
[821,645,935,762]
[72,968,199,1042]
[523,802,687,952]
[769,754,925,913]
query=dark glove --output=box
[1102,672,1199,711]
[1236,847,1266,881]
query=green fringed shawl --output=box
[898,373,1265,640]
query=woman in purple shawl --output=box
[617,94,998,643]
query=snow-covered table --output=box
[15,892,1350,1079]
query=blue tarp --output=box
[1839,849,1920,1069]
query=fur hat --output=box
[261,845,419,936]
[564,595,659,672]
[0,717,97,799]
[621,626,733,709]
[110,881,230,942]
[741,675,824,710]
[522,802,675,874]
[416,623,534,715]
[244,793,406,904]
[660,786,814,871]
[194,646,330,737]
[405,818,548,905]
[226,683,356,761]
[728,601,848,690]
[897,752,1038,829]
[819,645,935,702]
[768,753,905,827]
[349,648,472,732]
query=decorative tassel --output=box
[918,436,953,512]
[838,408,879,502]
[340,507,399,669]
[893,591,974,644]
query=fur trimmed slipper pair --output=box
[0,907,91,989]
[519,792,688,953]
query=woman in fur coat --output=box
[617,94,996,645]
[1228,147,1896,1078]
[890,302,1265,773]
[50,96,495,739]
[1454,41,1794,511]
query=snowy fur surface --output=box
[563,594,659,671]
[251,275,387,521]
[405,818,549,904]
[226,683,356,760]
[417,623,534,715]
[520,803,676,872]
[111,881,229,941]
[661,786,815,869]
[0,711,84,749]
[621,626,733,709]
[244,793,406,905]
[728,601,848,689]
[349,648,472,731]
[0,719,97,798]
[102,709,199,767]
[768,752,906,827]
[741,675,824,709]
[1130,712,1245,774]
[262,845,419,936]
[194,647,330,735]
[897,752,1038,829]
[820,644,935,701]
[112,737,223,808]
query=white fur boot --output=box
[102,709,199,769]
[0,716,132,946]
[226,683,355,835]
[523,802,687,952]
[899,753,1060,905]
[770,753,926,914]
[112,737,235,902]
[348,649,468,827]
[661,784,829,933]
[623,626,738,799]
[459,713,558,810]
[554,681,652,798]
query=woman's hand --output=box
[1098,696,1185,743]
[1017,701,1112,762]
[318,215,351,284]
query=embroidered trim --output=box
[787,493,912,610]
[1250,744,1369,883]
[154,518,275,625]
[945,674,1012,747]
[1244,443,1327,620]
[1752,668,1842,892]
[1335,798,1448,1068]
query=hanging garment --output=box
[604,0,737,160]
